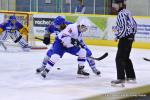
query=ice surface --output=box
[0,45,150,100]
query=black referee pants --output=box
[115,34,136,80]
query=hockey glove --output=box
[43,34,50,45]
[19,27,29,36]
[71,38,80,47]
[61,37,73,48]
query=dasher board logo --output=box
[33,18,55,27]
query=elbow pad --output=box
[0,28,4,34]
[19,27,29,35]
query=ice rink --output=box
[0,45,150,100]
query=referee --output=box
[111,3,137,85]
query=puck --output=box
[57,68,61,70]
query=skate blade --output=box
[111,83,125,87]
[77,74,89,78]
[40,75,47,79]
[36,71,41,74]
[36,70,43,74]
[95,74,101,77]
[126,81,137,84]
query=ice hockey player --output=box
[36,16,73,72]
[111,3,137,87]
[39,20,95,78]
[36,16,100,76]
[0,15,31,51]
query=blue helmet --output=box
[9,15,16,20]
[54,16,65,25]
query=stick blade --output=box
[95,52,108,61]
[143,57,150,61]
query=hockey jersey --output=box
[45,21,72,35]
[0,20,23,33]
[58,23,86,48]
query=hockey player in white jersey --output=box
[0,15,31,51]
[36,17,100,76]
[40,21,91,78]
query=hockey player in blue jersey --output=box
[39,21,89,78]
[0,15,31,51]
[36,16,100,77]
[42,16,72,45]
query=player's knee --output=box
[78,48,86,57]
[48,54,61,66]
[87,57,95,66]
[85,48,92,57]
[50,54,61,63]
[47,49,53,57]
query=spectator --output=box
[75,0,86,14]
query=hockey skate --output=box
[77,65,89,77]
[22,45,32,52]
[111,80,125,87]
[126,78,136,83]
[92,67,101,75]
[41,68,49,78]
[36,66,45,74]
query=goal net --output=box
[0,11,47,50]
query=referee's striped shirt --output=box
[116,9,137,39]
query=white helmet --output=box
[78,20,90,27]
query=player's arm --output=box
[59,25,74,48]
[42,25,55,45]
[78,37,87,48]
[17,22,29,36]
[115,12,127,39]
[70,38,86,48]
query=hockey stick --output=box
[35,37,44,41]
[143,57,150,61]
[35,36,108,61]
[0,41,7,50]
[89,52,108,61]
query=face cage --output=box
[80,25,88,32]
[10,19,17,24]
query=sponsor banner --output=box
[33,18,54,27]
[32,14,150,43]
[135,18,150,42]
[108,17,150,42]
[75,16,108,39]
[78,16,150,42]
[32,14,65,35]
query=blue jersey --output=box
[45,21,72,35]
[0,20,23,33]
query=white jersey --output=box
[57,23,83,48]
[58,23,81,40]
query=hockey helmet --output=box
[9,15,17,20]
[78,20,90,32]
[54,16,65,25]
[79,20,90,27]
